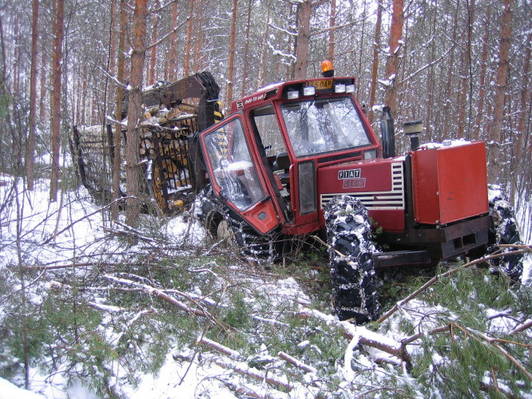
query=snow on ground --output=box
[0,377,46,399]
[0,174,117,267]
[122,350,238,399]
[1,174,530,398]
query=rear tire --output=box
[486,185,524,282]
[324,195,381,323]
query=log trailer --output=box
[71,64,523,323]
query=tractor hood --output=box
[317,158,406,231]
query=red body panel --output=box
[318,158,406,232]
[239,200,280,233]
[412,142,488,225]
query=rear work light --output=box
[334,84,346,93]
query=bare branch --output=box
[146,17,189,51]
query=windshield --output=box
[281,97,371,157]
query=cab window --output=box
[204,118,266,210]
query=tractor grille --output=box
[320,162,405,210]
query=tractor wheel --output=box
[195,185,281,262]
[324,195,381,323]
[486,185,524,282]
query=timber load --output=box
[70,72,221,214]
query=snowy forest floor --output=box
[0,173,531,399]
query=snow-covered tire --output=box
[195,185,281,263]
[324,195,381,323]
[486,185,524,282]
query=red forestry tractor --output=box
[71,64,524,323]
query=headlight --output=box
[298,161,316,214]
[345,84,355,93]
[334,84,346,93]
[364,150,377,160]
[303,86,316,96]
[287,90,299,100]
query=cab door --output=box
[199,115,280,234]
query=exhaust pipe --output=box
[380,106,396,158]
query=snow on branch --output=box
[278,351,317,374]
[102,274,230,330]
[297,307,412,368]
[212,357,294,392]
[267,41,296,61]
[268,22,297,37]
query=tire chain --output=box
[324,195,381,323]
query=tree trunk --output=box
[148,0,159,85]
[26,0,39,191]
[240,0,252,97]
[440,2,459,141]
[474,7,492,141]
[509,39,531,201]
[257,5,271,87]
[192,1,205,72]
[183,1,194,77]
[167,0,179,81]
[383,0,403,116]
[424,2,437,141]
[39,29,47,122]
[368,0,382,123]
[488,0,513,183]
[456,0,475,139]
[112,0,128,220]
[125,0,148,226]
[293,0,311,79]
[327,0,336,62]
[356,0,367,98]
[49,0,64,202]
[225,0,238,107]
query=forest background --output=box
[0,0,530,234]
[0,1,531,397]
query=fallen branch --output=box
[212,357,294,392]
[197,336,241,360]
[509,319,532,335]
[278,351,317,374]
[298,307,412,368]
[103,275,230,331]
[377,247,531,323]
[450,322,532,381]
[15,262,114,271]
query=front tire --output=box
[195,185,281,262]
[324,196,381,323]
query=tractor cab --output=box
[198,75,382,237]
